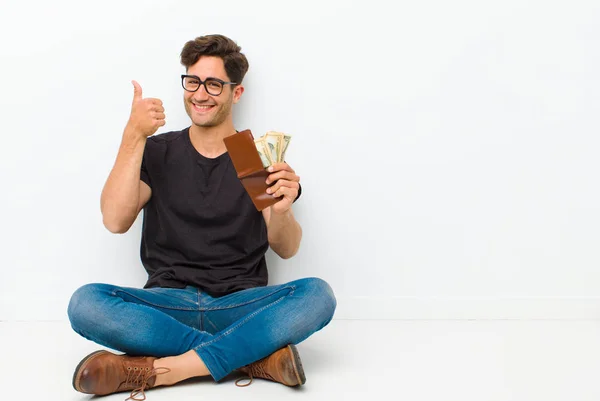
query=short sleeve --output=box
[293,183,302,203]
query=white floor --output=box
[2,320,600,401]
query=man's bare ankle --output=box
[152,353,210,386]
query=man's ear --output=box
[233,85,245,104]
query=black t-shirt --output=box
[139,127,270,297]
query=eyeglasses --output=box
[181,74,237,96]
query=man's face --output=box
[183,56,243,128]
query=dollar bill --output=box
[254,137,273,168]
[265,131,283,163]
[254,131,292,167]
[280,134,292,162]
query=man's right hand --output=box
[126,80,166,138]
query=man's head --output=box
[180,34,249,128]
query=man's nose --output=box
[193,84,211,101]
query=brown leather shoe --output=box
[236,344,306,387]
[72,350,169,399]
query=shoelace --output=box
[125,367,171,401]
[235,372,254,387]
[234,363,274,387]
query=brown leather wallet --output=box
[223,129,281,211]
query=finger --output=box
[132,80,143,102]
[267,178,300,194]
[273,186,297,199]
[148,98,163,107]
[148,105,165,113]
[266,171,300,184]
[153,112,166,120]
[267,179,299,194]
[267,162,294,174]
[155,119,166,127]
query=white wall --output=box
[1,0,599,321]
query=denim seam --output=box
[193,347,219,381]
[197,288,203,331]
[112,289,198,311]
[193,286,295,350]
[201,285,296,312]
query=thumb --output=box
[132,80,142,102]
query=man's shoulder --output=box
[147,127,189,146]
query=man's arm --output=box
[100,133,151,233]
[261,163,302,259]
[100,80,165,233]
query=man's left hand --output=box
[265,163,300,214]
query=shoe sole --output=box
[72,350,109,392]
[287,344,306,386]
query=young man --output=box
[67,34,336,400]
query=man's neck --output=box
[189,122,236,158]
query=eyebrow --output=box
[186,74,227,81]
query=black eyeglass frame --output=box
[181,74,238,96]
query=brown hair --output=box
[180,34,249,84]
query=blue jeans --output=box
[67,277,336,381]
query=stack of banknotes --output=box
[254,131,292,168]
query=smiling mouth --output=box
[192,103,215,113]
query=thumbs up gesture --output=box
[127,80,166,138]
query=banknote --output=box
[254,131,292,167]
[280,134,291,162]
[254,137,273,168]
[265,132,282,164]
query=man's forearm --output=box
[267,209,302,259]
[100,129,146,233]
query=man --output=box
[67,34,336,400]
